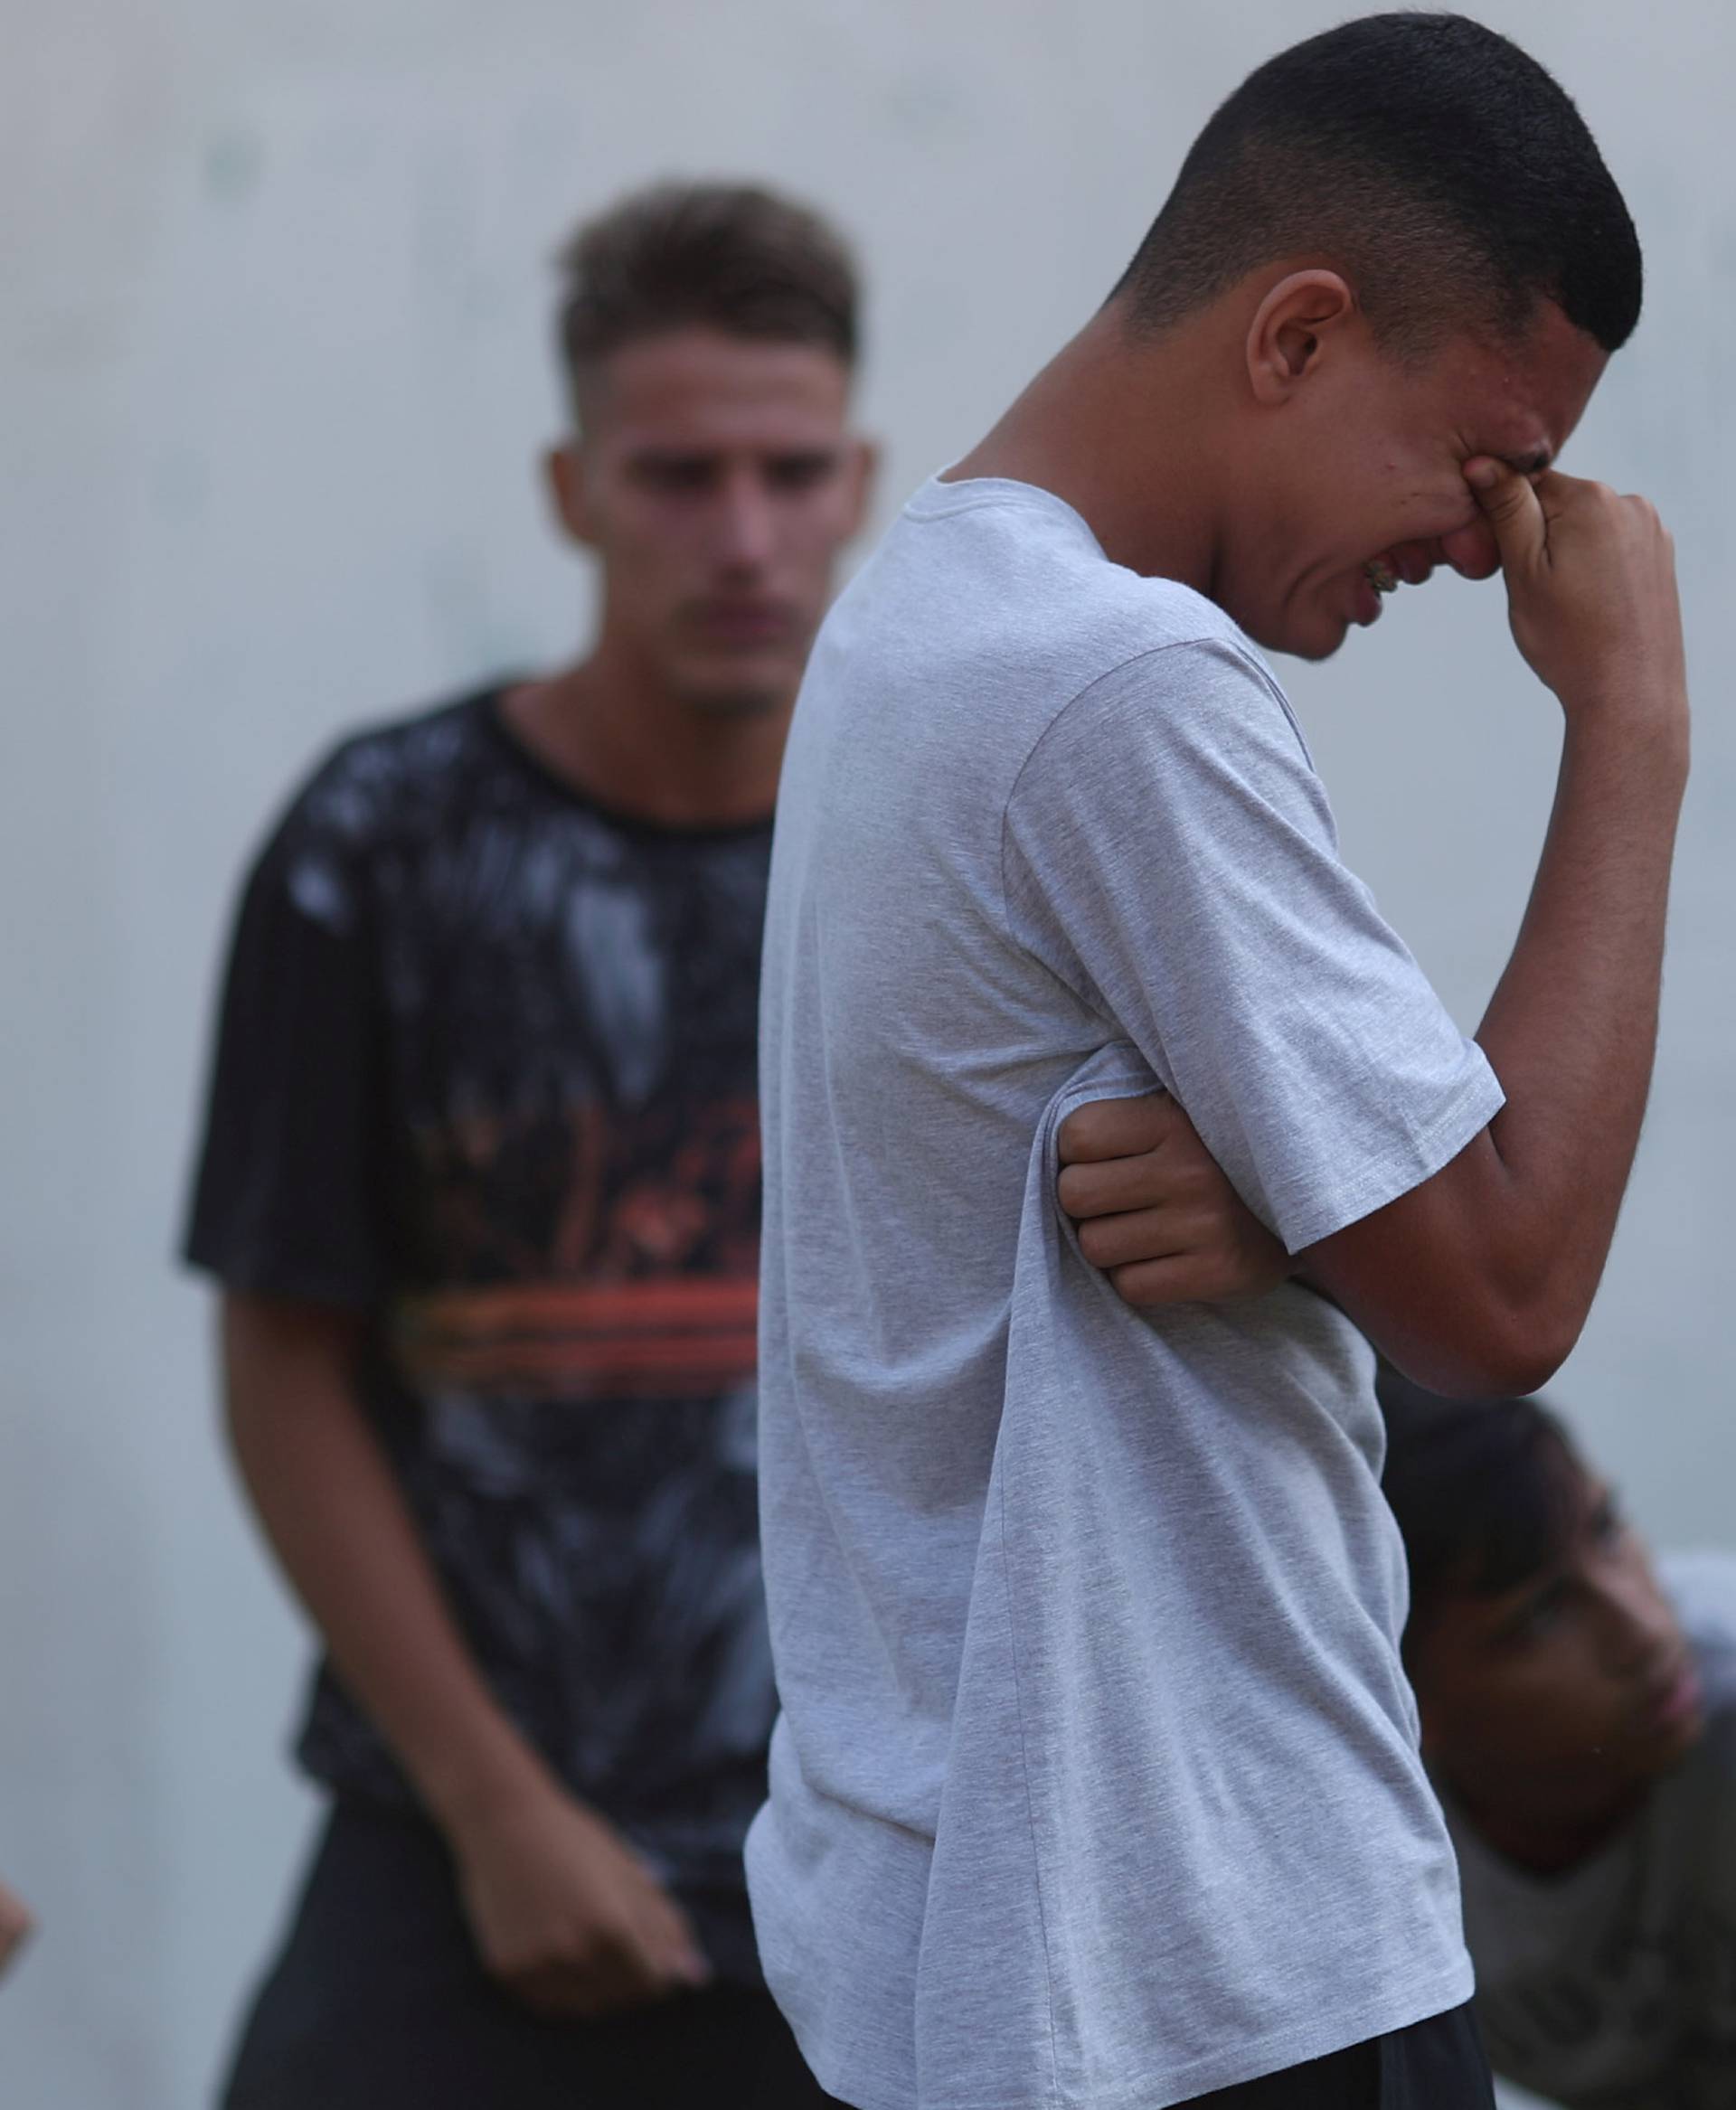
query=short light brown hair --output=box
[556,180,859,408]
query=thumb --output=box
[1464,457,1546,570]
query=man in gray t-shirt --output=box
[752,20,1689,2110]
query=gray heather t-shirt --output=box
[750,476,1502,2110]
[1453,1553,1736,2109]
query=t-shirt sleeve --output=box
[182,792,389,1306]
[1001,636,1505,1254]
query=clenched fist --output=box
[1057,1090,1288,1307]
[451,1783,711,2019]
[1465,457,1686,740]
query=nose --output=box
[712,469,778,571]
[1594,1568,1681,1681]
[1436,516,1501,582]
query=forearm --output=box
[223,1300,555,1834]
[1474,704,1687,1335]
[1304,468,1689,1396]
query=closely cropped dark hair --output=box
[556,180,859,407]
[1113,13,1641,359]
[1377,1366,1585,1655]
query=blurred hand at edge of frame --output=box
[0,1879,35,1980]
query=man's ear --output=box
[545,440,599,551]
[1245,269,1358,406]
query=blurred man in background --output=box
[1381,1372,1736,2108]
[184,180,875,2109]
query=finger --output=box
[1463,457,1547,570]
[1106,1254,1237,1307]
[648,1920,712,1989]
[1056,1091,1175,1166]
[1058,1151,1181,1220]
[547,1944,657,2019]
[1076,1206,1194,1272]
[507,1962,606,2018]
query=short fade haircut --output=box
[555,180,859,410]
[1376,1366,1585,1656]
[1112,13,1642,361]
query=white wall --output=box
[2,4,1730,2104]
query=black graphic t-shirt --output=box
[185,688,776,1978]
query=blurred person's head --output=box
[1378,1370,1703,1864]
[1078,13,1641,660]
[548,181,873,716]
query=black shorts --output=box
[225,1798,1493,2110]
[759,1997,1495,2109]
[221,1799,809,2110]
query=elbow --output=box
[1384,1293,1583,1401]
[1456,1327,1577,1401]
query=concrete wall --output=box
[2,3,1730,2102]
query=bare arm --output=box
[1302,464,1690,1396]
[1057,466,1687,1394]
[222,1291,709,2012]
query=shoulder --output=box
[890,479,1290,730]
[279,689,498,854]
[241,688,502,937]
[1006,610,1317,823]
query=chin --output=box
[1288,631,1351,665]
[677,677,793,720]
[1241,611,1350,664]
[670,651,799,719]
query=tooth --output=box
[1364,559,1398,595]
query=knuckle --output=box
[1176,1162,1216,1201]
[1055,1110,1090,1160]
[1206,1255,1246,1299]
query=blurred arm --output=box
[222,1291,551,1832]
[221,1292,708,2012]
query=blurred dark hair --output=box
[1377,1365,1586,1654]
[555,180,859,409]
[1112,13,1642,359]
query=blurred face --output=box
[1222,291,1608,661]
[1410,1468,1703,1815]
[553,326,871,712]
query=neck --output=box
[947,305,1229,595]
[1444,1760,1653,1878]
[504,625,790,829]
